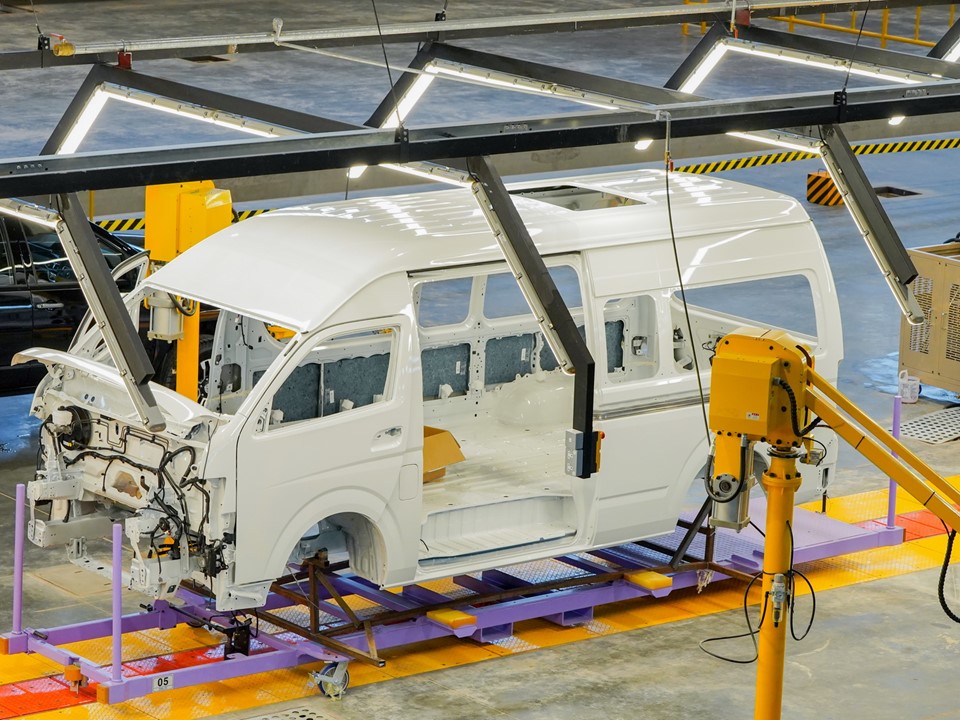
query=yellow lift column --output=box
[144,181,232,401]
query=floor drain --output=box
[874,185,920,198]
[900,406,960,444]
[245,707,328,720]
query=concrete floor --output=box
[1,2,960,718]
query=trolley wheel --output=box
[314,663,350,698]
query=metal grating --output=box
[909,275,933,355]
[489,636,539,653]
[947,283,960,362]
[900,406,960,444]
[244,707,330,720]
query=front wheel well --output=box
[288,512,387,584]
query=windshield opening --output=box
[71,285,297,415]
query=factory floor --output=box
[1,1,960,718]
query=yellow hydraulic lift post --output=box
[144,181,232,401]
[708,328,960,720]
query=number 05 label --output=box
[152,674,174,692]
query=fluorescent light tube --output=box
[677,44,728,94]
[727,130,822,154]
[57,88,110,154]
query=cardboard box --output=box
[423,426,465,483]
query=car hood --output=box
[14,348,221,435]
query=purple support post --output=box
[12,483,25,635]
[886,395,902,529]
[111,522,123,683]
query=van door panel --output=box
[233,317,417,586]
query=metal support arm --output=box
[466,155,597,477]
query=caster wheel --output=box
[313,663,349,699]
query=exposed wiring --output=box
[749,520,765,537]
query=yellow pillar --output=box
[144,182,232,401]
[754,452,802,720]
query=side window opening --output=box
[267,327,394,428]
[670,274,819,373]
[414,262,586,403]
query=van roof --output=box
[147,168,812,333]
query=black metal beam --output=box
[42,64,359,156]
[735,25,960,79]
[929,16,960,59]
[818,123,917,286]
[466,155,596,478]
[665,23,729,91]
[4,81,960,196]
[365,45,435,128]
[0,0,953,71]
[430,42,698,105]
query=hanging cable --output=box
[699,572,767,663]
[661,110,711,446]
[841,1,872,93]
[371,0,405,132]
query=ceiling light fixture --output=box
[726,130,823,154]
[55,84,297,155]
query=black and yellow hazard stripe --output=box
[96,207,269,232]
[806,170,844,206]
[675,134,960,175]
[676,150,817,174]
[98,217,146,232]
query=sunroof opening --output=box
[510,185,643,211]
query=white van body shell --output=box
[21,169,842,610]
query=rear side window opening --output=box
[414,263,586,401]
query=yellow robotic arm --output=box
[708,328,960,720]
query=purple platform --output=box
[2,488,905,705]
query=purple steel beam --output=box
[331,575,420,612]
[12,483,24,635]
[887,395,902,529]
[111,522,123,682]
[588,546,653,569]
[453,574,500,595]
[401,584,456,606]
[556,554,614,575]
[101,645,308,704]
[481,569,532,590]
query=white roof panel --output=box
[146,169,809,332]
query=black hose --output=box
[938,530,960,624]
[776,377,821,438]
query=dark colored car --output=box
[0,212,143,392]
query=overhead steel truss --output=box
[5,78,960,196]
[5,4,960,198]
[2,0,954,71]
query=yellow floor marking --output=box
[14,487,960,719]
[800,489,925,523]
[0,650,61,684]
